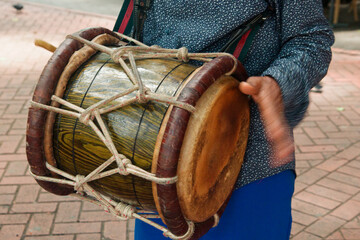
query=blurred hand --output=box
[239,76,295,167]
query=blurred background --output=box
[0,0,359,240]
[20,0,360,51]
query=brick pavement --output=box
[290,50,360,240]
[0,0,360,239]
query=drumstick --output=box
[34,39,57,52]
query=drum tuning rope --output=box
[212,214,220,228]
[31,164,194,239]
[29,31,237,239]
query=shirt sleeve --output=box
[262,0,335,128]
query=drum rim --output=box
[153,55,248,236]
[26,27,122,195]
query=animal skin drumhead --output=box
[176,76,249,223]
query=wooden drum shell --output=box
[26,27,250,239]
[54,53,197,210]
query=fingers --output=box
[263,103,294,166]
[271,129,295,166]
[270,139,295,168]
[239,76,295,167]
[239,81,259,95]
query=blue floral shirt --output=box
[142,0,334,188]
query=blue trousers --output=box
[135,170,295,240]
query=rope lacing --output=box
[163,221,195,240]
[29,31,237,239]
[115,202,136,219]
[74,175,85,192]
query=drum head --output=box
[177,76,249,222]
[151,56,249,236]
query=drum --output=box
[26,27,250,239]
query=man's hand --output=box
[239,76,295,167]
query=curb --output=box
[332,47,360,56]
[6,0,118,21]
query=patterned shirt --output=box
[142,0,334,188]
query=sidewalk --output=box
[0,0,359,239]
[20,0,123,16]
[290,51,360,239]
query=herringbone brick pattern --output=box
[0,0,360,239]
[0,1,135,239]
[290,52,360,239]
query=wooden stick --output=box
[34,39,57,52]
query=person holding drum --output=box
[26,0,334,239]
[113,0,334,239]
